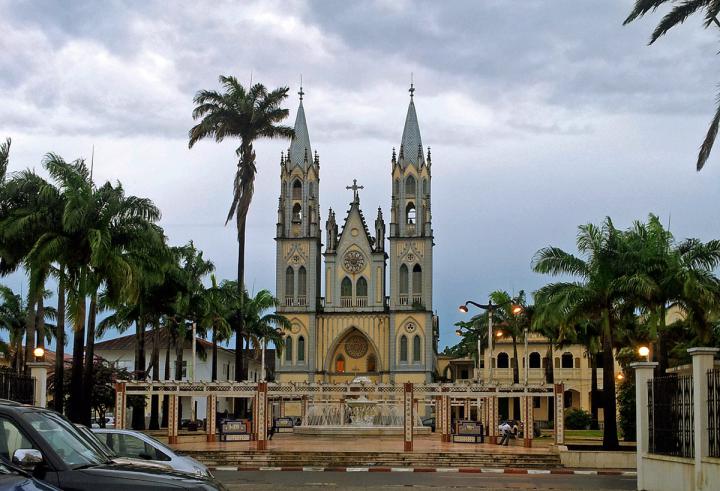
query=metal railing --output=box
[284,296,307,307]
[709,369,720,458]
[648,374,694,458]
[0,368,34,405]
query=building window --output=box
[405,175,416,195]
[309,182,314,197]
[412,335,421,362]
[356,277,368,298]
[173,361,187,379]
[412,264,422,295]
[529,352,541,369]
[394,179,399,195]
[341,277,352,297]
[400,335,408,362]
[292,179,302,200]
[367,354,376,372]
[292,203,302,222]
[285,336,293,362]
[497,352,509,369]
[422,178,428,195]
[298,266,307,298]
[406,202,416,224]
[298,336,305,362]
[533,397,541,409]
[285,267,294,297]
[335,355,345,373]
[399,264,408,295]
[561,352,574,368]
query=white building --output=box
[94,328,274,422]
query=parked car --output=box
[93,428,211,478]
[0,400,226,490]
[0,457,60,490]
[74,424,172,472]
[91,416,115,428]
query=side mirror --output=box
[12,449,43,470]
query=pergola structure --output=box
[115,381,566,451]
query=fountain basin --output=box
[293,425,432,436]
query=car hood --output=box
[74,463,226,489]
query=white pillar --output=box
[191,322,197,382]
[27,362,50,408]
[631,361,658,491]
[689,347,719,491]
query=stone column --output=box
[554,384,564,445]
[463,399,470,420]
[440,389,452,442]
[301,396,308,422]
[114,382,127,430]
[27,362,51,408]
[280,398,285,417]
[488,392,498,444]
[256,382,269,451]
[404,383,414,451]
[206,394,217,442]
[689,347,719,491]
[167,394,179,444]
[522,395,534,448]
[631,361,657,491]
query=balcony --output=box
[340,296,353,307]
[398,295,423,307]
[340,296,368,307]
[284,296,307,307]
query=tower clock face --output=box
[342,250,365,273]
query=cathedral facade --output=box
[274,86,438,384]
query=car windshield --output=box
[76,426,116,459]
[25,411,108,468]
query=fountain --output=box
[294,377,431,436]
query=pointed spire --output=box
[288,86,312,168]
[399,83,423,167]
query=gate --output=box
[0,368,35,404]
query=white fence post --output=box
[689,347,719,491]
[631,361,658,491]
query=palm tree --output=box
[624,1,720,170]
[188,76,293,386]
[240,288,289,380]
[199,275,232,381]
[533,218,629,450]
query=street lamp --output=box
[457,300,524,383]
[33,347,44,362]
[638,346,650,361]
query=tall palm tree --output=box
[624,1,720,170]
[188,76,293,386]
[240,288,289,380]
[533,218,630,450]
[199,275,232,381]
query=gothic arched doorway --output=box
[328,328,379,382]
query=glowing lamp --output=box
[458,305,469,313]
[616,373,625,381]
[638,346,650,358]
[511,305,523,315]
[495,331,503,338]
[33,347,44,358]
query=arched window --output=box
[292,179,302,200]
[413,335,421,362]
[529,352,542,369]
[309,182,314,197]
[341,277,352,297]
[422,178,428,195]
[405,175,416,195]
[298,266,307,298]
[285,336,293,362]
[356,277,368,297]
[292,203,302,222]
[497,352,509,368]
[367,354,376,372]
[399,264,409,295]
[335,354,345,373]
[400,335,408,362]
[561,352,574,369]
[412,264,422,295]
[393,179,400,195]
[406,202,416,224]
[285,267,294,297]
[297,336,305,362]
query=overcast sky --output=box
[2,0,719,351]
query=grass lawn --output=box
[565,429,604,439]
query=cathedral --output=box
[274,85,438,384]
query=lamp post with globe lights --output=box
[457,300,524,383]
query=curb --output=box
[209,466,637,476]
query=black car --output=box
[0,400,227,490]
[0,457,60,490]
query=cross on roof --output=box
[346,179,364,202]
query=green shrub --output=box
[617,378,636,441]
[564,408,592,430]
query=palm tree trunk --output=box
[601,309,619,450]
[212,323,218,382]
[23,296,37,375]
[132,320,147,430]
[36,296,45,352]
[149,320,160,430]
[657,305,668,376]
[512,336,520,417]
[175,331,185,424]
[81,291,97,425]
[54,274,65,413]
[161,329,171,428]
[235,218,247,416]
[69,299,86,423]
